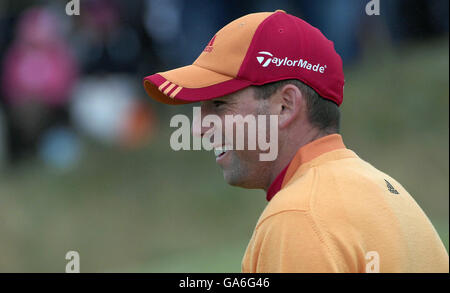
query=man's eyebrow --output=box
[213,98,228,102]
[214,94,236,102]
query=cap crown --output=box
[194,12,272,79]
[196,10,344,105]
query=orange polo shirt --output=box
[241,134,449,273]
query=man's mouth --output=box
[214,145,232,160]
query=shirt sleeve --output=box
[242,210,341,273]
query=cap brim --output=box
[143,64,251,105]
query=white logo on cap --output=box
[256,51,273,67]
[256,51,327,74]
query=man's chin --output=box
[222,171,259,189]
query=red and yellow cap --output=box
[143,10,344,106]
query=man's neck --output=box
[263,129,325,192]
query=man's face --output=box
[194,87,273,189]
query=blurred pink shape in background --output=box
[2,7,78,107]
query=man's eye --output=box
[213,101,226,107]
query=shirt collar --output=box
[266,134,346,201]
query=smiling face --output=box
[194,87,275,189]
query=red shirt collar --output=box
[266,163,290,201]
[265,134,346,201]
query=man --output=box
[143,10,449,273]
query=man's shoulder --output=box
[258,151,408,227]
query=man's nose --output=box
[192,107,212,138]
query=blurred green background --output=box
[0,0,448,272]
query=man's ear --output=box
[276,84,304,129]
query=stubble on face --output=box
[207,88,274,190]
